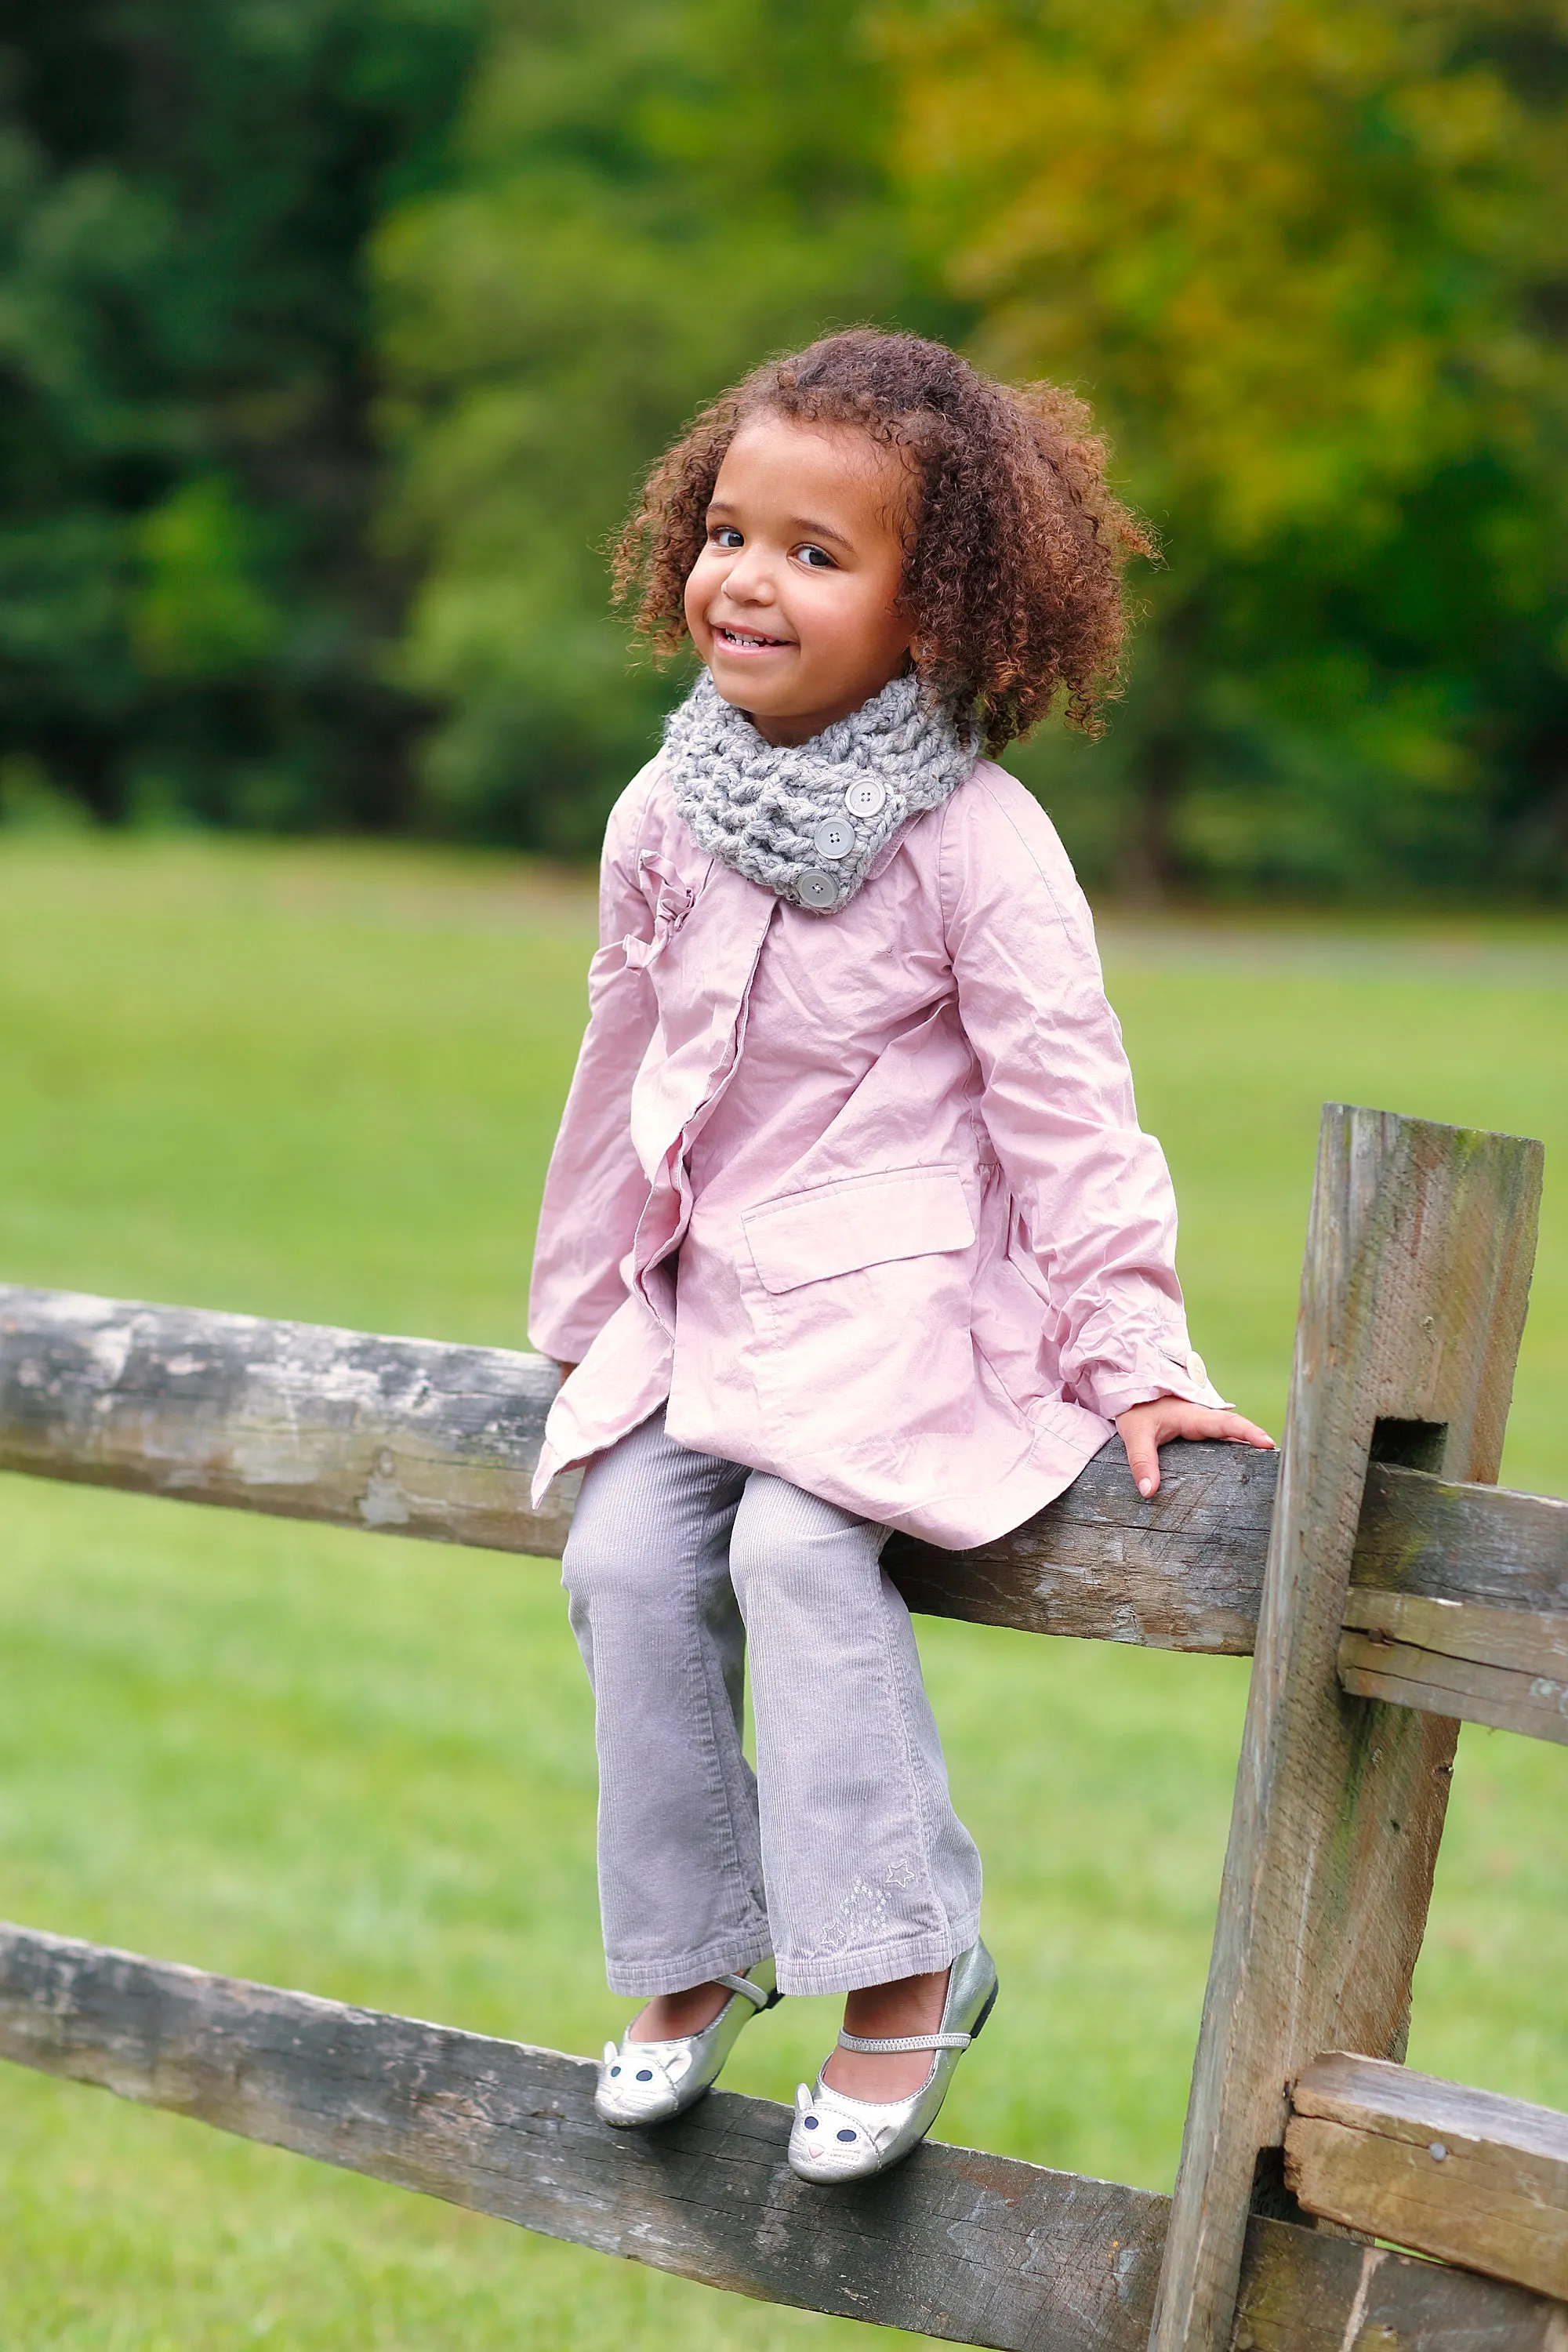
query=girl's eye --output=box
[711,526,743,550]
[797,543,837,569]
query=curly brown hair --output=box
[612,328,1153,753]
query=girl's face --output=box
[684,415,915,747]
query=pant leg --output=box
[561,1408,771,1996]
[728,1472,983,1998]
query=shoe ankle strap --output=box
[717,1971,774,2011]
[837,2027,971,2053]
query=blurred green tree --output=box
[6,0,1566,893]
[888,0,1568,895]
[374,0,961,854]
[0,0,482,828]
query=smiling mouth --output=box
[713,625,792,650]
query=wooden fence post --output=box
[1148,1105,1543,2352]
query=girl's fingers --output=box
[1174,1406,1276,1450]
[1219,1413,1276,1450]
[1119,1426,1162,1499]
[1118,1402,1276,1503]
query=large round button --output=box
[796,869,838,909]
[844,777,887,819]
[813,817,855,861]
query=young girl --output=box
[528,329,1272,2184]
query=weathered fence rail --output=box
[2,1103,1566,2352]
[1285,2054,1568,2303]
[2,1922,1563,2352]
[3,1287,1565,1672]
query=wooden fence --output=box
[0,1102,1564,2351]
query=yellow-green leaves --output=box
[889,0,1568,891]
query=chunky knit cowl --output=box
[662,669,978,915]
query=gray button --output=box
[813,817,855,861]
[797,869,838,909]
[844,777,886,818]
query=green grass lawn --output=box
[1,836,1563,2350]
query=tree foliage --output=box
[890,0,1568,893]
[2,0,1566,894]
[0,0,481,829]
[373,0,957,854]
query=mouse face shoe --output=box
[595,1961,780,2127]
[788,1940,997,2184]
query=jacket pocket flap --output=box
[742,1170,976,1295]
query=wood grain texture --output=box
[0,1282,1283,1650]
[883,1442,1279,1653]
[1286,2054,1568,2302]
[5,1286,1561,1662]
[0,1917,1170,2352]
[0,1285,576,1555]
[1339,1584,1568,1740]
[2,1922,1564,2352]
[1342,1588,1568,1676]
[1230,2223,1568,2352]
[1338,1631,1568,1744]
[1353,1465,1568,1616]
[1149,1106,1544,2352]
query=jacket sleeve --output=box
[941,772,1227,1421]
[527,768,660,1365]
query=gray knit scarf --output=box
[662,669,978,914]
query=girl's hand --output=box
[1115,1398,1275,1500]
[556,1362,579,1385]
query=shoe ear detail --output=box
[785,1938,999,2183]
[594,1969,781,2129]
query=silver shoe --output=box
[788,1939,997,2183]
[594,1960,780,2127]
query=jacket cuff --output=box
[1080,1347,1232,1421]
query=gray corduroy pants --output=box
[561,1407,983,1998]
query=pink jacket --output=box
[528,754,1221,1548]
